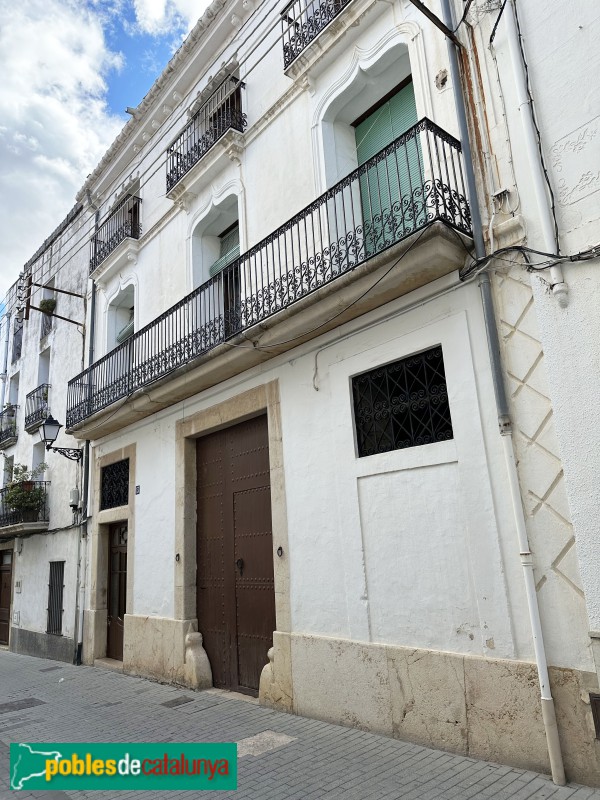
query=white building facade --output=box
[0,206,91,664]
[5,0,599,787]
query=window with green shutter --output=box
[209,222,240,278]
[353,79,423,255]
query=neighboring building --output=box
[0,206,90,664]
[3,0,599,788]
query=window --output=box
[107,286,135,351]
[47,561,65,635]
[352,346,453,457]
[3,456,14,487]
[209,222,240,278]
[191,197,242,340]
[40,280,56,338]
[352,78,423,256]
[11,324,23,363]
[100,459,130,510]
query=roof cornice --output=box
[75,0,229,204]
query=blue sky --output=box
[103,5,183,117]
[0,0,208,301]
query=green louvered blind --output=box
[354,81,423,254]
[209,224,240,278]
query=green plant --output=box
[4,463,48,513]
[39,298,56,314]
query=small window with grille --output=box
[47,561,65,635]
[352,345,453,457]
[100,459,130,510]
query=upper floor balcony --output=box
[166,77,246,194]
[67,119,472,437]
[24,384,50,432]
[0,406,18,449]
[281,0,352,68]
[0,481,50,537]
[90,195,142,274]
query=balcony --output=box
[282,0,353,68]
[0,407,18,449]
[24,384,50,432]
[166,77,246,193]
[67,118,472,435]
[0,481,50,537]
[90,195,142,274]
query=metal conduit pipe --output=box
[74,195,98,665]
[440,0,566,784]
[0,312,11,408]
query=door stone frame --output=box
[0,542,14,647]
[175,380,292,702]
[83,444,136,665]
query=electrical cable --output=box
[460,243,599,281]
[1,0,301,308]
[489,0,508,45]
[453,0,475,32]
[512,0,560,252]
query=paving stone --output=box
[1,650,599,799]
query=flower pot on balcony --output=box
[4,463,47,519]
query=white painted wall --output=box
[92,272,594,671]
[76,0,597,681]
[467,0,600,672]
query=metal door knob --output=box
[235,558,244,575]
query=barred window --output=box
[47,561,65,636]
[100,459,129,510]
[352,346,453,457]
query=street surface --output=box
[1,650,599,799]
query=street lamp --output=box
[39,415,83,462]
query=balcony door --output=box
[353,79,422,256]
[209,222,241,339]
[0,551,13,646]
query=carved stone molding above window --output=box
[282,0,387,81]
[91,238,140,287]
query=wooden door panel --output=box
[234,484,275,692]
[107,523,127,661]
[0,563,12,646]
[196,415,276,694]
[197,428,231,689]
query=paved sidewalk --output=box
[1,650,599,800]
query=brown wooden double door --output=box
[107,523,127,661]
[0,551,12,646]
[196,415,276,695]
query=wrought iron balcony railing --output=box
[0,481,50,528]
[282,0,352,68]
[67,118,471,428]
[25,384,50,432]
[166,77,246,192]
[90,195,142,273]
[0,407,18,449]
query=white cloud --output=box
[0,0,124,300]
[132,0,205,36]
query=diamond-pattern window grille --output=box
[352,346,453,457]
[100,458,129,510]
